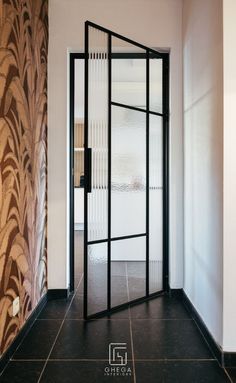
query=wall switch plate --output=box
[12,296,20,317]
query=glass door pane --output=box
[112,37,146,109]
[111,237,146,308]
[84,21,167,319]
[85,25,109,317]
[87,26,108,243]
[111,36,147,308]
[149,115,163,293]
[88,243,108,316]
[111,106,146,237]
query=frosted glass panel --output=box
[111,106,146,237]
[87,27,108,241]
[111,237,146,307]
[112,36,146,109]
[150,56,163,114]
[149,115,163,293]
[87,242,107,316]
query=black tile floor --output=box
[0,280,233,382]
[0,232,234,382]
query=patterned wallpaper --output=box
[0,0,48,355]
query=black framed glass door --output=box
[84,21,169,319]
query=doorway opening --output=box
[70,53,85,294]
[69,22,169,319]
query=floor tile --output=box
[87,262,107,315]
[39,299,71,319]
[65,295,129,319]
[111,276,129,308]
[40,361,134,383]
[111,261,127,276]
[75,273,83,287]
[0,361,44,383]
[13,320,61,359]
[65,295,83,319]
[87,296,107,318]
[132,319,212,359]
[226,368,236,382]
[128,276,146,302]
[76,280,84,295]
[127,261,145,278]
[50,319,132,359]
[105,308,130,319]
[135,361,230,383]
[130,295,191,319]
[74,230,83,288]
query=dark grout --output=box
[134,358,216,362]
[37,316,193,321]
[10,358,134,362]
[126,318,193,321]
[9,357,221,362]
[37,274,84,382]
[10,359,47,362]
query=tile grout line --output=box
[37,318,193,321]
[125,262,136,383]
[10,357,219,362]
[37,273,84,382]
[223,368,234,383]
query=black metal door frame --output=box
[69,52,84,293]
[69,21,169,318]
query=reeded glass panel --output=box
[150,55,163,114]
[149,115,163,293]
[112,36,146,109]
[111,237,146,307]
[111,106,146,237]
[87,242,107,316]
[87,27,108,242]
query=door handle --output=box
[85,148,92,193]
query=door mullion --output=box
[107,33,112,311]
[162,54,169,292]
[84,22,89,319]
[146,50,150,297]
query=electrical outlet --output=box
[13,296,20,317]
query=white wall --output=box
[183,0,223,346]
[223,0,236,352]
[48,0,184,289]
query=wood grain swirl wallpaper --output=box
[0,0,48,355]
